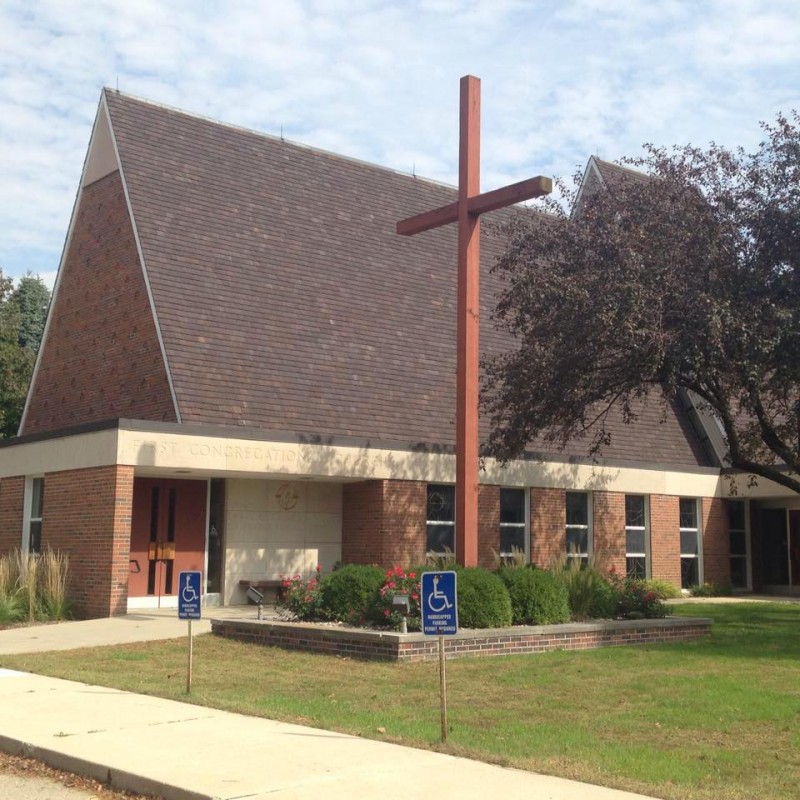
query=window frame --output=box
[499,487,529,561]
[565,491,592,563]
[426,484,456,557]
[22,476,44,555]
[625,494,650,580]
[727,499,751,591]
[679,497,703,590]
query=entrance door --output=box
[129,479,207,600]
[789,511,800,589]
[761,508,790,588]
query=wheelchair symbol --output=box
[181,574,199,603]
[427,575,453,612]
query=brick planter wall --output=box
[212,616,710,662]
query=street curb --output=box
[0,733,213,800]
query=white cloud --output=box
[0,0,799,280]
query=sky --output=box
[1,0,799,288]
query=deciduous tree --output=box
[484,112,800,493]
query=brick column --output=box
[702,497,730,585]
[342,481,385,565]
[530,487,565,568]
[650,495,681,588]
[478,484,500,568]
[593,491,626,575]
[382,480,427,567]
[342,479,427,568]
[42,465,134,618]
[0,476,25,554]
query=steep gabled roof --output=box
[29,90,712,468]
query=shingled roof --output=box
[29,91,712,469]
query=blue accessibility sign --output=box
[421,571,458,636]
[178,571,202,620]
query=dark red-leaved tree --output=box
[483,112,800,493]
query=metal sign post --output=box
[178,571,202,694]
[421,571,458,742]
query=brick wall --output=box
[530,487,565,568]
[381,480,427,566]
[593,491,626,574]
[650,495,681,586]
[0,476,25,554]
[23,171,177,435]
[41,465,134,618]
[212,616,711,662]
[341,481,384,564]
[478,484,500,568]
[342,479,427,567]
[702,497,730,585]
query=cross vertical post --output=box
[456,76,481,566]
[397,75,551,567]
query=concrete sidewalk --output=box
[0,669,657,800]
[0,606,259,655]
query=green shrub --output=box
[0,591,26,625]
[555,559,615,621]
[588,574,618,619]
[642,578,682,600]
[690,581,732,598]
[276,567,324,621]
[498,568,570,625]
[318,564,386,625]
[456,567,512,628]
[617,580,667,619]
[375,567,422,630]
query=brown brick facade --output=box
[0,476,25,554]
[650,495,682,586]
[593,491,626,574]
[530,487,566,568]
[478,484,500,568]
[341,481,728,592]
[702,497,730,585]
[342,480,427,567]
[22,171,177,435]
[41,465,134,618]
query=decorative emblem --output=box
[275,483,299,511]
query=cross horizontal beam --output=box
[396,175,552,236]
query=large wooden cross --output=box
[397,75,551,566]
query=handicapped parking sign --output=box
[178,571,202,620]
[421,571,458,635]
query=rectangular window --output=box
[500,488,527,558]
[625,494,649,580]
[728,500,748,590]
[679,498,701,589]
[565,491,591,563]
[24,477,44,555]
[426,484,455,556]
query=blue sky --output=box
[2,0,799,287]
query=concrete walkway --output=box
[0,611,660,800]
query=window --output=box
[565,492,591,563]
[625,495,649,580]
[728,500,748,590]
[426,484,455,555]
[500,488,526,558]
[24,477,44,555]
[679,498,701,589]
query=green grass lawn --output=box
[3,602,800,800]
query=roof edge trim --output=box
[103,89,183,424]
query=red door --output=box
[129,479,207,598]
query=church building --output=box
[0,90,796,617]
